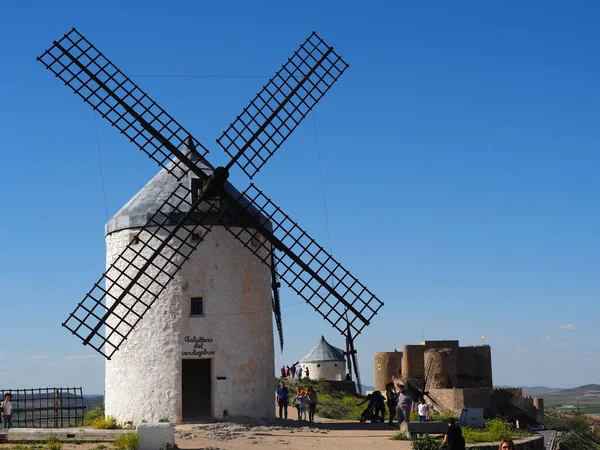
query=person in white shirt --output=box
[1,393,13,429]
[417,398,429,422]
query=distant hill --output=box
[554,384,600,396]
[496,385,600,397]
[521,386,563,396]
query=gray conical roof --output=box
[299,336,345,363]
[106,139,269,235]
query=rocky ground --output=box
[175,415,411,449]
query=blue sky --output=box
[1,1,599,394]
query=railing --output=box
[0,387,86,428]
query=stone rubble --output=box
[175,421,330,442]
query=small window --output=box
[316,364,321,368]
[190,297,204,317]
[191,232,203,242]
[334,363,338,367]
[129,233,140,245]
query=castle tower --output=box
[374,351,403,391]
[299,336,346,381]
[424,348,458,388]
[104,144,274,424]
[533,398,545,417]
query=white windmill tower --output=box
[39,28,383,424]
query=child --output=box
[293,387,302,419]
[296,389,309,421]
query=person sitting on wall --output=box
[442,418,465,450]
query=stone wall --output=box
[495,389,542,420]
[457,346,493,388]
[424,348,458,389]
[428,388,494,416]
[374,352,403,391]
[105,226,274,424]
[420,340,460,349]
[533,398,544,416]
[402,345,426,379]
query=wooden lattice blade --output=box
[218,32,349,179]
[219,184,383,340]
[37,28,209,180]
[63,184,222,359]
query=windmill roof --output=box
[299,336,345,363]
[106,139,270,235]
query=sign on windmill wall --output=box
[182,335,215,357]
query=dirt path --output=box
[175,416,412,450]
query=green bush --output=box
[429,411,456,422]
[317,391,365,420]
[559,431,600,450]
[545,412,592,434]
[46,436,62,450]
[411,435,442,450]
[84,404,105,425]
[391,432,410,440]
[462,417,529,444]
[91,415,120,429]
[113,432,139,450]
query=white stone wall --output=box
[104,226,274,424]
[300,361,345,381]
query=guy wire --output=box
[311,112,334,285]
[93,110,109,222]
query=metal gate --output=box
[0,387,86,428]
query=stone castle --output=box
[374,340,544,419]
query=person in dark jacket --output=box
[385,382,397,426]
[307,386,318,423]
[442,418,465,450]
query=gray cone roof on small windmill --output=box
[300,336,345,363]
[106,137,270,235]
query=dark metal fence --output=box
[0,387,86,428]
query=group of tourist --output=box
[382,381,429,428]
[0,393,13,428]
[280,364,309,380]
[275,380,318,422]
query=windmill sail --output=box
[219,184,383,339]
[218,32,349,179]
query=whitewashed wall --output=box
[300,361,345,381]
[104,226,274,424]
